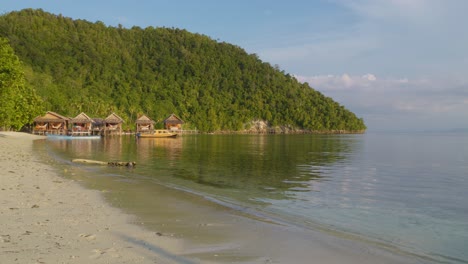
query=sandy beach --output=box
[0,132,189,264]
[0,132,427,264]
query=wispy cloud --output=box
[258,0,468,80]
[254,1,468,131]
[340,0,439,22]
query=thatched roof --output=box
[104,112,124,124]
[92,118,104,126]
[135,114,155,124]
[71,112,94,124]
[163,113,184,125]
[34,111,70,123]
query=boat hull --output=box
[137,130,178,138]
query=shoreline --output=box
[1,132,425,264]
[0,132,189,263]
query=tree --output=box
[0,37,43,130]
[0,9,366,133]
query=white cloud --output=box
[295,73,380,90]
[254,1,468,131]
[341,74,353,87]
[362,74,376,81]
[295,73,468,131]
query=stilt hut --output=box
[70,112,94,136]
[136,114,155,134]
[33,111,69,135]
[92,118,104,135]
[163,113,184,131]
[104,113,124,135]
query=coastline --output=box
[0,132,426,264]
[0,132,188,264]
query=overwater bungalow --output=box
[164,113,184,131]
[135,114,155,134]
[33,111,69,135]
[70,112,94,136]
[92,118,105,135]
[104,112,124,135]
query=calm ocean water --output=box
[43,132,468,263]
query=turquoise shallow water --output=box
[43,132,468,263]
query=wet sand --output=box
[0,132,189,264]
[1,132,425,264]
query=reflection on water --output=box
[46,138,102,158]
[45,134,355,205]
[163,135,354,203]
[41,133,468,264]
[136,137,183,163]
[42,134,360,263]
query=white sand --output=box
[0,132,189,264]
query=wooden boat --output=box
[137,130,178,138]
[46,134,101,140]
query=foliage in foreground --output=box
[0,37,43,130]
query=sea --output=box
[37,132,468,263]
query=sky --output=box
[2,0,468,132]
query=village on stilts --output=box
[32,111,194,138]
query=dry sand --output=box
[0,132,190,264]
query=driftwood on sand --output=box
[72,159,136,167]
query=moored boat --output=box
[137,129,178,138]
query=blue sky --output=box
[2,0,468,131]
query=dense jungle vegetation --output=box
[0,9,366,132]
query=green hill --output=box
[0,9,365,132]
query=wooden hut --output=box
[92,118,104,135]
[33,111,69,135]
[104,112,124,135]
[136,114,155,134]
[70,112,94,136]
[163,113,184,131]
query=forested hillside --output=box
[0,37,43,130]
[0,9,366,132]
